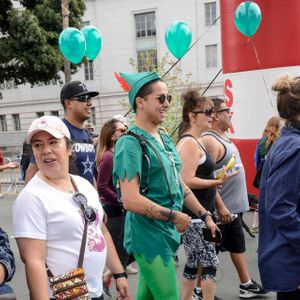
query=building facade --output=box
[0,0,222,155]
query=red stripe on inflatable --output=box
[221,0,300,74]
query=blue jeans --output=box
[0,284,16,299]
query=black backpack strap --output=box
[126,131,150,194]
[127,131,176,206]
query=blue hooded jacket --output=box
[258,126,300,292]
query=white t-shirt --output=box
[13,174,107,298]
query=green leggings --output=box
[134,253,179,300]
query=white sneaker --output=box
[126,265,138,274]
[192,288,203,300]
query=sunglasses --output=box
[73,192,96,223]
[192,109,214,116]
[216,108,231,114]
[72,95,92,102]
[157,94,172,105]
[114,128,127,134]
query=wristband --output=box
[113,272,127,279]
[200,210,212,222]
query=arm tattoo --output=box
[139,205,175,221]
[184,188,192,198]
[140,205,158,218]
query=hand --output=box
[6,162,19,169]
[0,263,7,285]
[173,211,191,233]
[218,167,240,184]
[205,216,219,239]
[217,206,231,224]
[116,277,130,299]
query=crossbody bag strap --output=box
[46,217,88,278]
[46,177,88,278]
[77,219,88,268]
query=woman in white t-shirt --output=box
[13,116,130,300]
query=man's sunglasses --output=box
[72,95,92,102]
[73,192,96,223]
[216,108,231,114]
[192,109,214,116]
[157,94,172,105]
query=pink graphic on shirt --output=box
[87,211,106,252]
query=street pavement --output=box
[0,191,276,300]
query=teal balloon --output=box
[165,21,192,59]
[59,27,86,64]
[234,1,262,37]
[81,26,103,60]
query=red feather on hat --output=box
[114,72,131,92]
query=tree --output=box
[122,53,196,142]
[0,0,85,85]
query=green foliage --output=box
[0,0,13,34]
[0,0,85,85]
[123,53,196,141]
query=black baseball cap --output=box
[60,81,99,104]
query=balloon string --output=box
[249,38,275,110]
[169,68,223,138]
[125,16,221,118]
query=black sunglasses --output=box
[157,94,172,105]
[73,192,96,223]
[216,108,231,114]
[72,94,92,102]
[192,109,214,116]
[114,128,127,134]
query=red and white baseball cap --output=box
[27,116,70,143]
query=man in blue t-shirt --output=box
[24,81,99,186]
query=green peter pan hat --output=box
[114,71,160,111]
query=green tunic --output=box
[113,125,184,264]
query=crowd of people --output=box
[0,71,299,300]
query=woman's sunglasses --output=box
[114,128,127,134]
[157,94,172,105]
[73,192,96,222]
[192,109,214,117]
[72,95,92,102]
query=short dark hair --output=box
[211,98,225,111]
[135,79,162,110]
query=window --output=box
[84,61,94,81]
[134,12,157,72]
[0,115,7,132]
[36,112,44,118]
[137,49,157,72]
[205,2,217,26]
[81,21,90,28]
[12,114,21,131]
[135,12,156,38]
[205,44,217,68]
[50,111,59,117]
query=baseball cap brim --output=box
[27,129,67,144]
[72,91,99,98]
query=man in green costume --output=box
[113,71,218,300]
